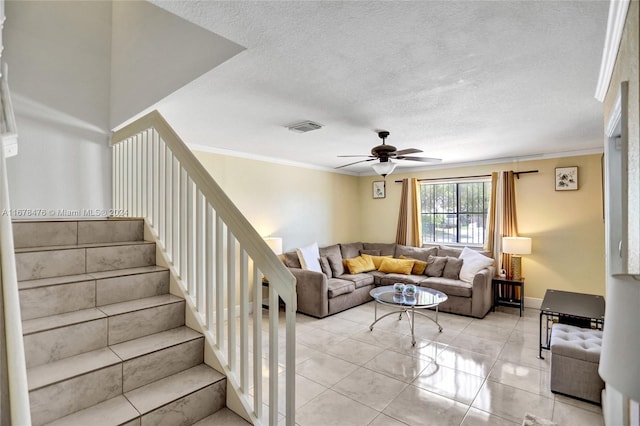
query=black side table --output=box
[492,277,525,317]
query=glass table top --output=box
[370,285,448,308]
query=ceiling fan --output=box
[336,131,442,177]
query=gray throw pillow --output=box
[442,256,464,279]
[319,256,333,277]
[282,252,302,268]
[395,245,438,262]
[327,254,345,277]
[425,255,448,277]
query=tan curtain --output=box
[501,171,518,279]
[483,172,499,258]
[396,178,422,246]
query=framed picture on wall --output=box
[555,167,578,191]
[373,181,385,199]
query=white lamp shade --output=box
[502,237,532,255]
[263,237,283,255]
[372,160,397,177]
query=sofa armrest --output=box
[289,268,329,318]
[470,266,495,318]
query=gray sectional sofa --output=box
[281,242,496,319]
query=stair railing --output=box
[0,63,31,424]
[111,110,296,425]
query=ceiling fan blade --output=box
[337,155,376,158]
[335,158,377,169]
[396,156,442,163]
[395,148,423,156]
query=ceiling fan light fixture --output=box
[372,160,397,177]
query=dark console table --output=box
[538,289,605,359]
[493,277,525,316]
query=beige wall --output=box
[359,154,606,299]
[195,148,605,301]
[192,150,361,252]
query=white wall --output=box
[4,1,112,217]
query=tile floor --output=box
[264,302,605,426]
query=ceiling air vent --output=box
[286,120,323,133]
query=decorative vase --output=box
[394,283,405,294]
[404,284,416,297]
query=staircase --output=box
[14,218,247,425]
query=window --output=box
[420,180,491,246]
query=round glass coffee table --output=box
[369,285,448,346]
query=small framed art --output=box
[373,181,385,199]
[555,166,578,191]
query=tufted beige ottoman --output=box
[550,323,604,403]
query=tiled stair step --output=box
[23,295,185,367]
[194,408,251,425]
[28,348,123,426]
[13,219,144,249]
[124,364,227,426]
[18,266,170,320]
[27,327,205,425]
[110,326,204,392]
[45,365,226,426]
[15,241,156,281]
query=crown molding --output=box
[595,0,631,102]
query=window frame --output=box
[419,178,491,247]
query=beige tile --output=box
[16,248,85,281]
[388,338,448,361]
[13,221,77,249]
[296,352,359,387]
[554,393,603,414]
[312,315,368,336]
[29,364,122,426]
[86,243,155,273]
[436,346,497,378]
[471,380,554,423]
[349,327,408,349]
[324,337,385,365]
[333,367,408,411]
[296,389,379,426]
[296,326,349,352]
[193,408,251,425]
[78,220,143,244]
[552,400,604,425]
[18,273,94,290]
[140,382,225,426]
[363,350,431,383]
[107,300,185,344]
[23,307,105,335]
[460,407,519,426]
[499,341,550,371]
[449,333,506,358]
[462,322,511,343]
[96,269,169,306]
[472,311,520,330]
[46,395,140,426]
[20,280,96,320]
[413,363,485,405]
[488,359,552,398]
[251,372,326,414]
[368,413,410,426]
[383,385,469,426]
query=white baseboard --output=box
[524,297,542,310]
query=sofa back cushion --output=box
[458,247,494,283]
[442,256,463,279]
[363,243,397,256]
[437,245,463,258]
[281,252,301,268]
[340,242,364,259]
[425,255,448,277]
[319,256,333,277]
[320,244,342,259]
[395,245,438,262]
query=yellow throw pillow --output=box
[361,253,393,269]
[378,257,415,275]
[343,255,376,274]
[399,255,427,275]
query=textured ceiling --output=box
[147,0,609,175]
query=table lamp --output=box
[502,237,531,280]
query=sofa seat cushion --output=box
[379,273,425,286]
[339,273,375,289]
[327,278,356,298]
[367,270,387,285]
[420,277,472,298]
[550,323,602,363]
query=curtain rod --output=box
[394,170,538,183]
